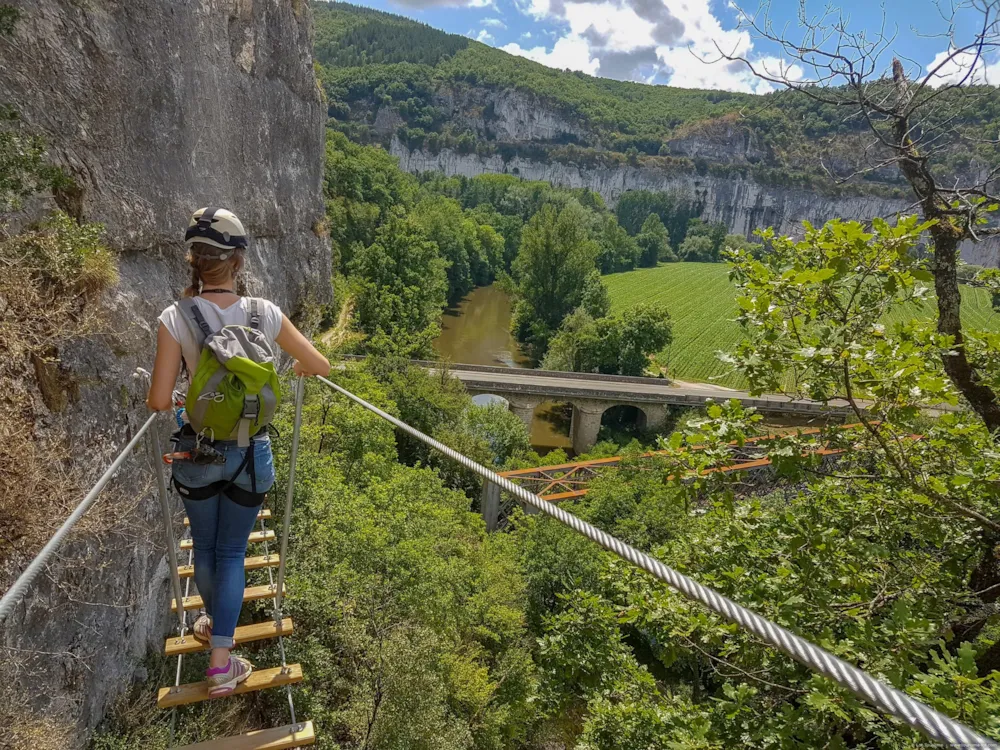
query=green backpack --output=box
[179,298,280,447]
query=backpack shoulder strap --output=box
[178,298,213,347]
[248,298,261,331]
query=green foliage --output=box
[0,6,19,36]
[348,214,448,357]
[603,259,1000,388]
[3,211,118,296]
[579,270,611,319]
[542,304,672,376]
[595,215,640,274]
[413,195,496,303]
[311,2,998,197]
[635,213,673,266]
[0,107,68,212]
[312,1,469,68]
[323,130,416,269]
[511,202,599,359]
[436,43,751,145]
[282,372,539,748]
[677,218,727,262]
[616,189,699,246]
[727,216,942,402]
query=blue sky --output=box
[328,0,1000,92]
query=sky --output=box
[328,0,1000,93]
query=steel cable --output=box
[0,412,160,626]
[317,375,997,749]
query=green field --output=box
[604,263,1000,389]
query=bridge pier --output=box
[507,396,542,431]
[481,480,502,532]
[571,401,606,455]
[640,403,670,430]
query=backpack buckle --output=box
[243,395,260,420]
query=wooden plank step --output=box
[178,554,280,579]
[173,721,315,750]
[164,618,294,657]
[171,584,284,613]
[185,509,271,527]
[157,664,304,708]
[181,530,274,550]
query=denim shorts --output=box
[171,436,276,506]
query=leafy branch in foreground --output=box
[721,0,1000,430]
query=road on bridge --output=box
[442,365,856,416]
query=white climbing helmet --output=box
[184,207,248,257]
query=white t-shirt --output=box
[159,296,284,375]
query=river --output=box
[433,285,573,453]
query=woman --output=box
[146,207,330,696]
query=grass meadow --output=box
[604,262,1000,389]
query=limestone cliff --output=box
[391,138,1000,266]
[0,0,330,744]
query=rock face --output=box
[436,85,590,143]
[0,0,330,743]
[391,139,1000,266]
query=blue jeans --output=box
[172,437,275,649]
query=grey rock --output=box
[0,0,330,744]
[391,139,1000,266]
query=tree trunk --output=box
[929,227,1000,433]
[887,83,1000,433]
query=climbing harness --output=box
[0,373,997,748]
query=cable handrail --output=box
[0,411,161,627]
[316,374,998,750]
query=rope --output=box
[316,375,998,749]
[0,412,160,627]
[270,376,305,733]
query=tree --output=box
[615,189,698,246]
[413,195,487,304]
[636,213,673,266]
[580,270,611,318]
[679,234,715,262]
[542,304,671,376]
[722,232,764,259]
[511,202,599,359]
[596,215,641,274]
[719,1,1000,431]
[349,214,448,357]
[323,130,415,269]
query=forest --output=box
[309,1,1000,194]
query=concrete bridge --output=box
[432,363,855,453]
[340,357,856,453]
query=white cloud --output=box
[925,47,1000,87]
[392,0,494,7]
[502,0,802,91]
[521,31,533,40]
[482,17,507,28]
[502,36,599,74]
[475,28,494,42]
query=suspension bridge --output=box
[0,377,994,749]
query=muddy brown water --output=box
[432,285,826,455]
[433,285,573,453]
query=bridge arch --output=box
[570,400,671,454]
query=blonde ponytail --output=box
[183,266,201,298]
